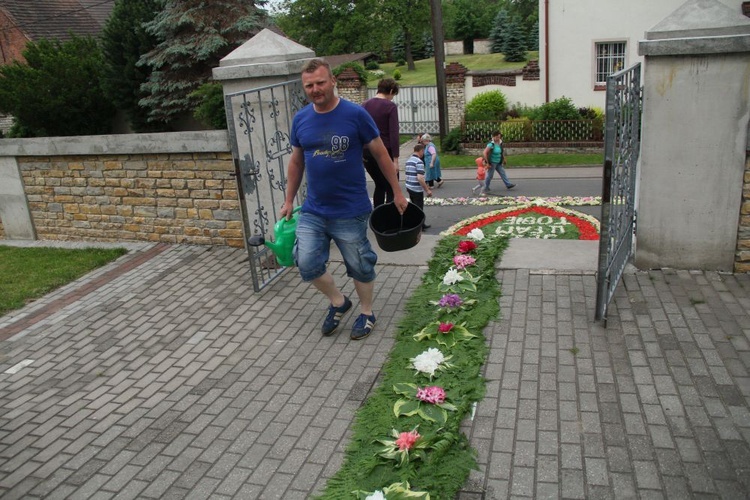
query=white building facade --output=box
[539,0,743,109]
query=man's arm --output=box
[417,172,432,197]
[367,137,408,213]
[281,146,305,219]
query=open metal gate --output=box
[595,63,642,321]
[224,79,307,291]
[368,85,439,135]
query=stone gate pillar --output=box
[335,67,368,104]
[635,0,750,271]
[446,62,467,132]
[212,28,315,94]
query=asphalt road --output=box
[368,166,604,234]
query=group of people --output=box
[360,78,442,231]
[281,59,515,342]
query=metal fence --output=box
[595,63,642,321]
[224,79,307,291]
[368,85,439,135]
[462,119,604,143]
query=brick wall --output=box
[2,131,245,247]
[736,150,750,272]
[336,68,367,104]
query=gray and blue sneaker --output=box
[321,296,352,336]
[351,313,376,340]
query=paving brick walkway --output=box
[461,269,750,499]
[0,243,749,499]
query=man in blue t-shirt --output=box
[281,58,408,341]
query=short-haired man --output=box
[281,59,408,340]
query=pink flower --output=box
[438,322,454,333]
[395,429,420,451]
[416,386,446,405]
[453,254,476,269]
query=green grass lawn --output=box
[440,152,603,168]
[400,135,603,168]
[370,52,539,87]
[0,246,127,317]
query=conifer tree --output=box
[489,9,510,54]
[502,19,527,62]
[138,0,268,124]
[101,0,161,132]
[0,36,114,137]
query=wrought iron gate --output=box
[368,85,439,135]
[224,79,307,291]
[595,63,642,321]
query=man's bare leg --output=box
[353,279,374,316]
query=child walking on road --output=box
[472,157,488,195]
[404,143,432,230]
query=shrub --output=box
[442,126,463,152]
[365,60,380,70]
[332,62,369,84]
[501,117,532,142]
[536,96,580,120]
[393,69,402,80]
[465,90,507,121]
[396,59,406,67]
[190,82,226,129]
[0,35,115,137]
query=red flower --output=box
[457,240,477,253]
[438,322,454,333]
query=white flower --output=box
[412,348,446,376]
[467,228,485,241]
[366,491,386,500]
[442,267,464,286]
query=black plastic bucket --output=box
[369,202,425,252]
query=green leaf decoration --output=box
[418,403,447,424]
[394,399,420,418]
[320,234,509,499]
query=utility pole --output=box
[429,0,448,140]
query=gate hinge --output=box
[632,210,637,234]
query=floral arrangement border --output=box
[440,201,601,240]
[425,195,601,207]
[319,233,509,499]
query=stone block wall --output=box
[737,151,750,272]
[19,152,242,247]
[1,131,244,247]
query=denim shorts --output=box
[294,211,377,283]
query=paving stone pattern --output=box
[461,269,750,499]
[1,244,749,499]
[0,246,425,499]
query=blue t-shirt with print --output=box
[291,99,379,218]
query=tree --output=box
[138,0,268,124]
[502,19,527,62]
[276,0,393,57]
[0,36,115,137]
[101,0,161,132]
[381,0,429,70]
[450,0,482,54]
[489,9,511,54]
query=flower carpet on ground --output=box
[425,195,601,207]
[442,200,600,241]
[321,231,508,499]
